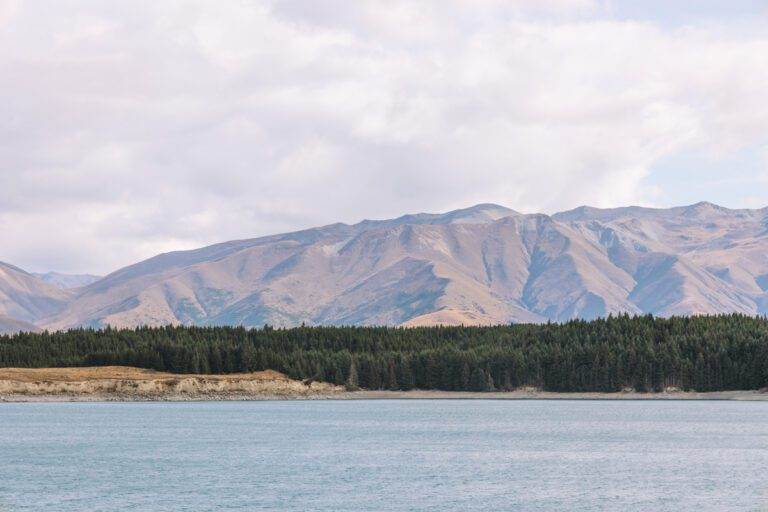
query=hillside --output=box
[0,262,71,327]
[2,202,768,331]
[32,272,102,290]
[0,314,40,335]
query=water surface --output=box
[1,400,767,511]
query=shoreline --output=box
[1,366,765,402]
[3,389,767,403]
[345,389,768,401]
[0,366,342,402]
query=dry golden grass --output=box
[0,366,290,383]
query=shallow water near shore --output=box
[1,400,767,511]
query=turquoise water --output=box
[1,400,767,511]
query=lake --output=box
[1,400,767,511]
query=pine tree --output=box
[2,314,767,393]
[345,358,359,391]
[470,367,489,392]
[386,360,399,390]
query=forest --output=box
[1,314,767,392]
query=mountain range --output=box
[32,272,102,290]
[1,202,767,334]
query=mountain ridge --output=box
[2,201,767,333]
[33,272,102,290]
[0,262,72,326]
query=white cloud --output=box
[1,1,767,273]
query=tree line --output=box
[1,314,767,392]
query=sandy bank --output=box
[1,367,766,402]
[0,366,342,402]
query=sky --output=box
[1,0,768,275]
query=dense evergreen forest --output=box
[2,314,767,392]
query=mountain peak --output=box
[33,272,102,290]
[358,203,518,229]
[5,200,768,332]
[441,203,518,223]
[681,201,729,215]
[690,201,719,208]
[552,201,757,223]
[552,205,658,222]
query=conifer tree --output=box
[345,358,359,391]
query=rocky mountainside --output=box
[2,202,768,332]
[0,314,40,335]
[32,272,102,290]
[553,202,768,317]
[0,262,71,330]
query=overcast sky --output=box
[2,0,768,275]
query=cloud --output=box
[1,1,767,273]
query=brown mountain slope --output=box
[0,262,71,326]
[32,272,102,290]
[0,314,40,335]
[554,202,768,316]
[30,202,768,329]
